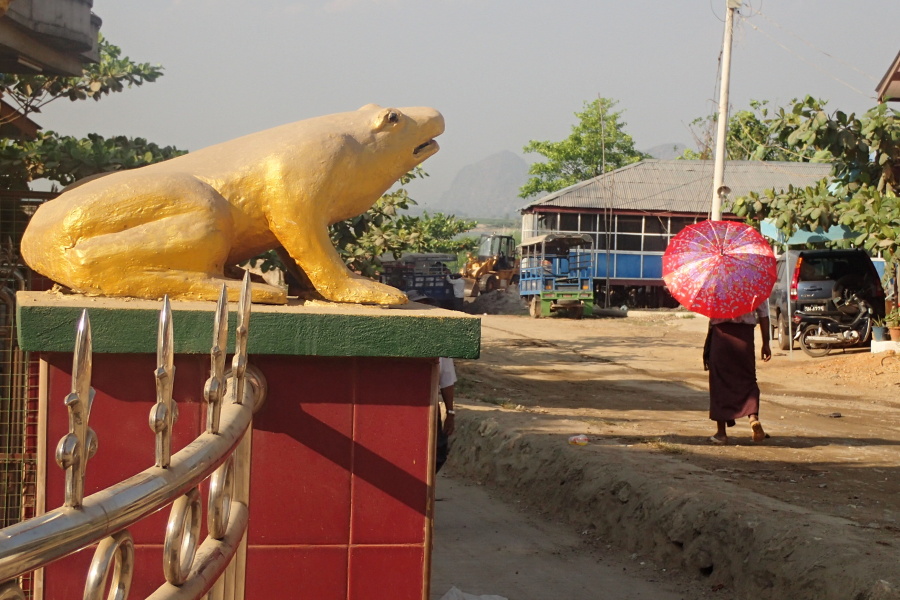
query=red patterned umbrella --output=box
[663,220,776,319]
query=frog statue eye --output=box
[374,108,402,131]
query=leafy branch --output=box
[729,97,900,267]
[0,35,163,125]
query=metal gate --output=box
[0,191,56,596]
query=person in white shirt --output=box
[446,273,466,311]
[435,357,456,472]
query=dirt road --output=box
[442,311,900,600]
[430,475,718,600]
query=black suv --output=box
[769,249,885,350]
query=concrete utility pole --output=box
[711,0,742,221]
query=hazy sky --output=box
[36,1,899,203]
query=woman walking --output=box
[704,300,771,444]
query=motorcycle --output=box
[792,292,873,358]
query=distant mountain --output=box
[426,150,530,219]
[643,143,687,160]
[421,145,688,219]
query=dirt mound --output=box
[447,408,900,600]
[466,289,527,315]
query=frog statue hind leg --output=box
[21,172,287,304]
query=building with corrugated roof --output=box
[519,159,832,307]
[876,49,900,103]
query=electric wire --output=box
[738,11,874,101]
[746,5,879,82]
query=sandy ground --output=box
[441,309,900,600]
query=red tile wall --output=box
[38,353,436,600]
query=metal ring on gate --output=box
[208,455,234,540]
[83,530,134,600]
[163,487,202,585]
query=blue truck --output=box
[518,233,595,318]
[379,253,458,309]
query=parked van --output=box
[769,249,885,350]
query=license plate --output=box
[803,305,825,312]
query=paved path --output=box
[430,474,714,600]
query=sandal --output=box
[708,435,727,445]
[750,420,766,443]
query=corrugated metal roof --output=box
[521,159,833,215]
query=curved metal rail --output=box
[0,273,265,599]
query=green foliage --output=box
[0,37,179,191]
[328,168,478,277]
[473,217,518,229]
[728,97,900,267]
[519,98,648,198]
[0,132,185,189]
[0,35,163,121]
[329,168,420,277]
[248,188,481,280]
[682,99,828,162]
[885,307,900,327]
[411,212,479,255]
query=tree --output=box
[0,36,184,191]
[519,98,647,199]
[729,97,900,268]
[0,36,164,122]
[0,132,184,189]
[330,169,477,276]
[682,99,828,162]
[404,212,479,255]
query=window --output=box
[580,213,598,232]
[669,217,698,235]
[617,234,642,251]
[643,236,668,252]
[596,213,613,234]
[559,213,579,231]
[645,218,666,234]
[538,213,557,231]
[617,216,643,233]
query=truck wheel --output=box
[569,305,584,320]
[529,297,541,319]
[484,275,499,293]
[777,313,791,351]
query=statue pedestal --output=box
[17,292,480,600]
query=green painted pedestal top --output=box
[16,291,480,359]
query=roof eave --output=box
[876,50,900,103]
